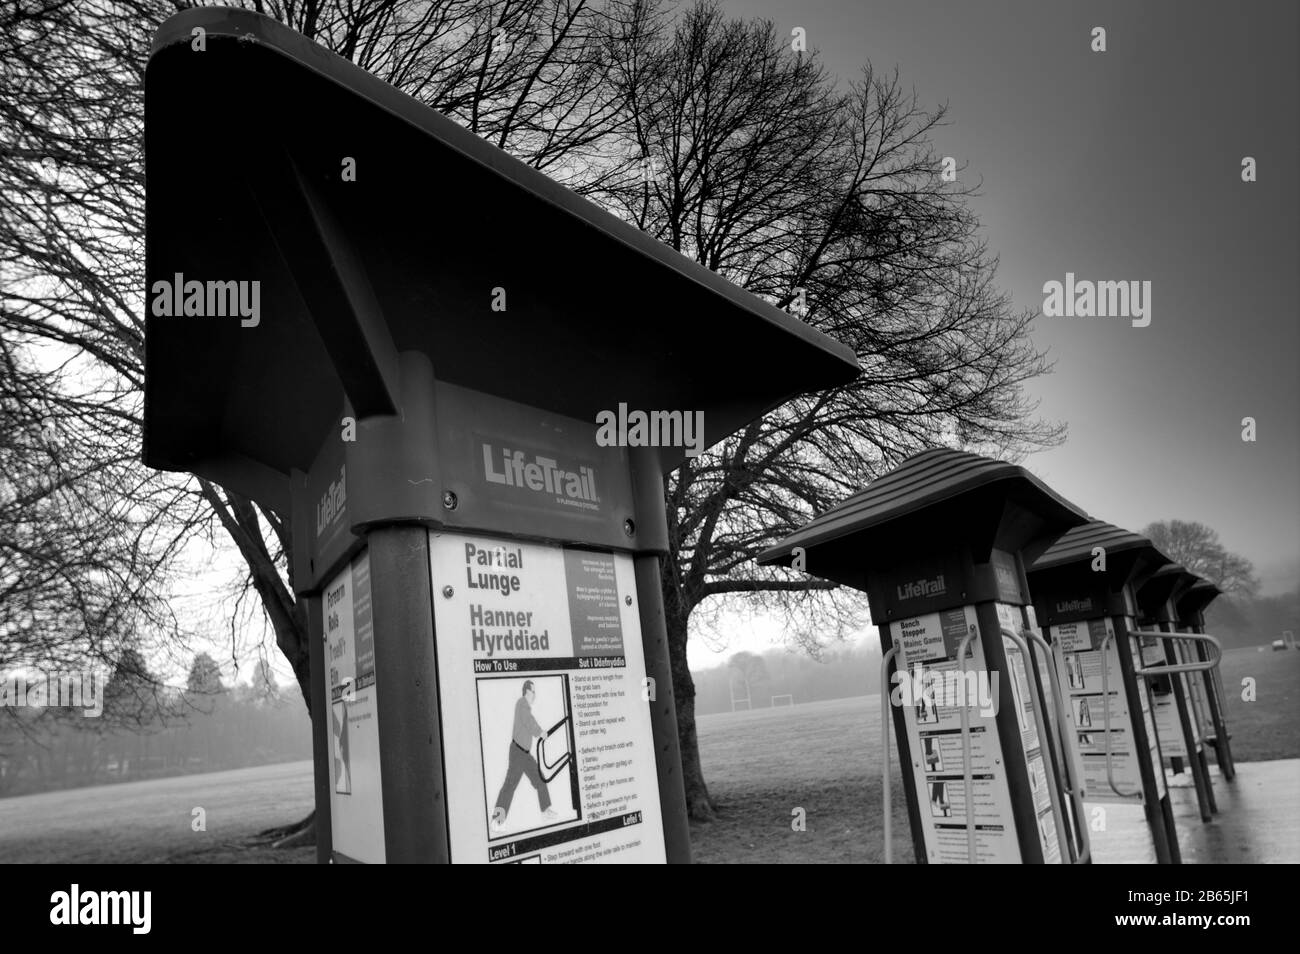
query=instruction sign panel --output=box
[1140,635,1199,759]
[892,605,1021,863]
[1049,617,1160,802]
[430,531,666,864]
[324,550,385,863]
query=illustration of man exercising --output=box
[492,680,557,830]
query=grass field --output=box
[0,645,1294,864]
[1213,645,1300,762]
[690,695,914,863]
[0,760,316,864]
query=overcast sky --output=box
[688,0,1298,669]
[155,1,1295,681]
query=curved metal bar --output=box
[881,646,899,865]
[1129,630,1222,676]
[956,627,980,864]
[1098,630,1142,799]
[1018,627,1092,864]
[999,626,1069,864]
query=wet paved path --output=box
[1090,759,1300,863]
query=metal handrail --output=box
[997,626,1065,864]
[1014,626,1092,864]
[881,646,898,865]
[956,627,980,863]
[1129,629,1223,677]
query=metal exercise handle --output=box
[1129,630,1223,677]
[881,646,898,865]
[1013,627,1092,864]
[997,626,1066,864]
[956,627,980,864]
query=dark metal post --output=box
[975,602,1046,863]
[881,622,928,863]
[1159,622,1215,820]
[308,595,334,864]
[1113,616,1177,864]
[368,526,451,863]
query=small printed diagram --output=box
[1063,652,1085,689]
[916,692,938,725]
[478,674,579,839]
[331,697,351,795]
[929,780,952,818]
[1077,697,1094,729]
[922,735,944,773]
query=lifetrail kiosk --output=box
[1135,565,1218,823]
[1175,580,1235,780]
[142,9,858,863]
[1023,520,1180,864]
[758,449,1089,864]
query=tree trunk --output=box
[663,573,715,820]
[267,581,314,846]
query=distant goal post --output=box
[771,694,794,708]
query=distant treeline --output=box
[0,683,311,798]
[693,587,1297,715]
[1,588,1288,795]
[693,644,884,715]
[1204,587,1298,650]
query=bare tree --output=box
[5,0,1063,830]
[1,338,189,726]
[1,0,650,840]
[591,2,1063,817]
[1143,519,1259,598]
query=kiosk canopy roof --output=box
[1135,561,1196,612]
[1027,519,1166,572]
[143,9,859,499]
[1177,578,1223,617]
[757,447,1088,571]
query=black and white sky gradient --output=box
[720,0,1299,594]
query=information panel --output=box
[430,531,667,864]
[323,551,385,863]
[892,606,1021,863]
[1184,653,1214,739]
[1140,635,1199,759]
[1049,618,1163,802]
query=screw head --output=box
[623,518,635,536]
[624,595,633,606]
[441,585,454,599]
[442,490,458,510]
